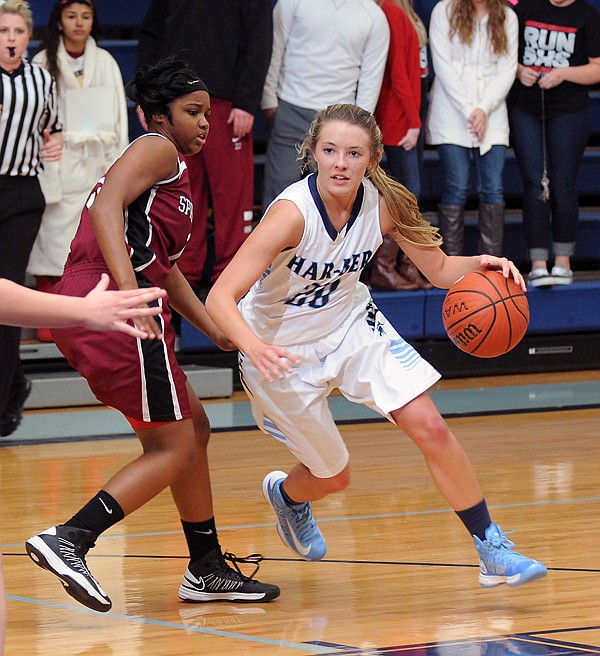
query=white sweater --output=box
[426,0,518,154]
[261,0,390,113]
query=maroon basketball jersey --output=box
[65,134,193,287]
[53,134,195,422]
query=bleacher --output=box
[24,0,600,385]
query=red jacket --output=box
[375,0,422,146]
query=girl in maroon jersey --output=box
[25,57,280,613]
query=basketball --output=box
[442,269,530,358]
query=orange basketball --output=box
[442,269,529,358]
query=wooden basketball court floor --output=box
[2,369,600,655]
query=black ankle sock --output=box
[65,490,124,537]
[455,498,492,541]
[280,482,302,506]
[181,517,220,562]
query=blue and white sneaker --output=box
[474,523,547,588]
[262,471,326,561]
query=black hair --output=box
[38,0,100,91]
[126,57,208,124]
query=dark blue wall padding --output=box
[179,279,600,351]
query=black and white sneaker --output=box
[25,525,112,612]
[178,549,280,603]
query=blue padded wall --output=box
[179,279,600,352]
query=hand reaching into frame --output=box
[82,274,167,338]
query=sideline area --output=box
[3,372,599,446]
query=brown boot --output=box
[369,234,420,291]
[437,204,465,256]
[396,251,433,289]
[478,202,505,257]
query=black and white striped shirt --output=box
[0,59,61,177]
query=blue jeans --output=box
[509,106,590,260]
[383,78,429,203]
[437,144,506,206]
[384,144,421,201]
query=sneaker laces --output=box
[58,536,95,577]
[222,552,263,580]
[290,503,318,543]
[484,527,533,568]
[486,527,515,550]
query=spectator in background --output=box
[261,0,390,209]
[371,0,432,290]
[427,0,518,257]
[0,0,62,438]
[375,0,424,200]
[508,0,600,287]
[27,0,128,341]
[137,0,273,289]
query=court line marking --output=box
[5,495,600,550]
[6,594,332,653]
[9,588,600,654]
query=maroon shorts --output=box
[52,262,191,422]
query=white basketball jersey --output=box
[239,173,383,346]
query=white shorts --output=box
[240,300,441,478]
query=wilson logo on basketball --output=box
[451,322,483,348]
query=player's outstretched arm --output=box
[1,274,166,339]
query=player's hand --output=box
[84,274,166,338]
[130,313,164,341]
[246,342,301,383]
[478,255,526,291]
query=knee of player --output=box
[168,440,200,476]
[410,414,453,451]
[320,465,351,494]
[188,411,211,449]
[193,423,211,449]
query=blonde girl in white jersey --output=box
[206,104,547,588]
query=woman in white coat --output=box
[27,0,128,340]
[427,0,517,256]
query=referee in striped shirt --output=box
[1,0,62,438]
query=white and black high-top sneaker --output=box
[25,525,112,612]
[178,549,280,603]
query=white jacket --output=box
[426,0,518,154]
[28,38,128,276]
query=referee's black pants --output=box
[0,175,45,417]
